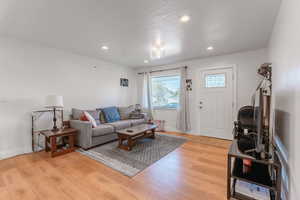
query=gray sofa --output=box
[70,107,147,149]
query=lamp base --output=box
[52,107,59,132]
[52,127,59,132]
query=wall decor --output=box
[186,79,192,91]
[120,78,129,87]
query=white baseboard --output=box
[164,125,179,132]
[186,130,201,135]
[163,127,200,135]
[0,148,32,160]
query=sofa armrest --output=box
[129,112,149,120]
[70,120,93,149]
[140,112,150,121]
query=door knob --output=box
[199,106,203,109]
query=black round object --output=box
[237,106,255,131]
[237,135,256,153]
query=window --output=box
[205,73,226,88]
[151,75,180,109]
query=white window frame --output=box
[204,73,227,88]
[151,74,180,110]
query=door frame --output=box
[195,65,237,135]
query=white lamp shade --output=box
[45,95,64,108]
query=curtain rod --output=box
[137,66,187,75]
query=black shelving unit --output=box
[227,140,281,200]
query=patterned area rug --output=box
[77,133,187,177]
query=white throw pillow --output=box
[84,111,98,128]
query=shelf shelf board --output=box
[228,139,280,166]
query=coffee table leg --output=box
[149,128,156,139]
[118,135,131,151]
[118,137,123,148]
[128,137,133,151]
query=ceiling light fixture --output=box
[101,45,109,50]
[207,46,214,51]
[144,60,149,64]
[180,15,190,23]
[151,42,165,59]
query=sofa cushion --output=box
[92,124,114,137]
[107,120,132,130]
[102,107,121,123]
[130,118,146,126]
[118,105,135,120]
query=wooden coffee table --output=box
[116,124,157,151]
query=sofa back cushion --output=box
[102,107,121,123]
[72,108,84,120]
[118,105,135,120]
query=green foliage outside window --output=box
[151,75,180,109]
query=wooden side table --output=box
[40,128,77,157]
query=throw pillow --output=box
[118,105,135,120]
[102,107,121,123]
[83,111,98,128]
[86,110,101,126]
[96,109,107,124]
[79,114,89,121]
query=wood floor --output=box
[0,133,231,200]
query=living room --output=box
[0,0,299,199]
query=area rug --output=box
[77,133,187,177]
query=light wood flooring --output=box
[0,132,231,200]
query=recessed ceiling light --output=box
[144,60,149,64]
[207,46,214,51]
[101,46,109,50]
[180,15,190,23]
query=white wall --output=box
[0,37,137,159]
[136,49,267,133]
[268,0,300,199]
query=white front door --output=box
[196,67,235,140]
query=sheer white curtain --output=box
[176,67,191,132]
[142,72,153,120]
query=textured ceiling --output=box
[0,0,281,67]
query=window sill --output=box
[153,107,178,111]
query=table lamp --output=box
[45,95,64,131]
